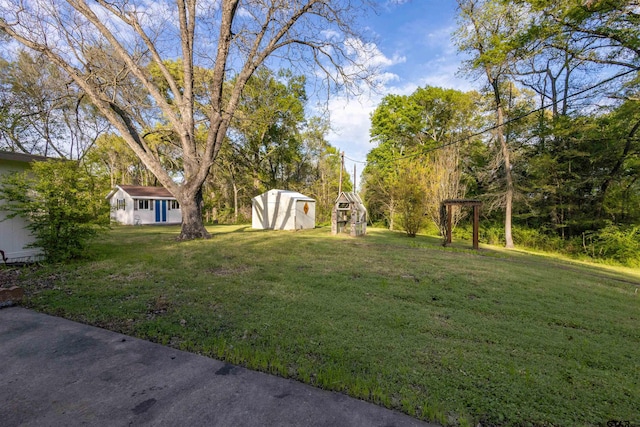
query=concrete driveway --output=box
[0,307,436,426]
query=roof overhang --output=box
[0,150,53,163]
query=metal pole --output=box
[353,164,356,192]
[338,151,344,196]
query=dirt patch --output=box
[0,268,22,288]
[147,294,172,319]
[0,266,69,297]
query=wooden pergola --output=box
[441,199,482,250]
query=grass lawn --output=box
[8,225,640,426]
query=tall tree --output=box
[0,0,374,239]
[496,0,640,236]
[365,86,480,233]
[455,0,523,248]
[230,68,307,193]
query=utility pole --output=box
[338,151,344,195]
[353,164,356,192]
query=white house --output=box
[0,151,48,263]
[252,189,315,230]
[106,185,182,225]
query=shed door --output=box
[155,200,167,222]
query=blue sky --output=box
[324,1,479,188]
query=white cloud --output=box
[344,37,406,69]
[320,38,405,167]
[324,94,379,190]
[320,27,479,189]
[320,29,342,41]
[326,94,378,156]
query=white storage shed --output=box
[106,185,182,225]
[252,189,315,230]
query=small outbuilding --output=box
[331,191,367,237]
[106,185,182,225]
[0,151,48,263]
[252,189,315,230]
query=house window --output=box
[168,200,180,210]
[137,199,151,210]
[116,199,125,210]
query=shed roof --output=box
[336,191,365,205]
[109,185,175,199]
[253,189,315,202]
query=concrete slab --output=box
[0,307,436,427]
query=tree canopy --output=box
[0,0,374,239]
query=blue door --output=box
[155,200,167,222]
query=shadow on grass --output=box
[208,225,251,236]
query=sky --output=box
[323,1,480,189]
[0,0,477,187]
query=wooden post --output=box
[446,204,452,245]
[442,199,482,249]
[473,204,480,250]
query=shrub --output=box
[0,160,109,262]
[454,222,504,245]
[394,166,428,237]
[453,221,640,267]
[581,224,640,267]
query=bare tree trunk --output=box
[388,198,396,231]
[503,142,515,248]
[494,85,515,249]
[233,181,239,224]
[176,187,209,240]
[178,201,208,239]
[483,75,516,249]
[458,0,516,249]
[426,145,466,233]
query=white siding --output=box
[295,199,315,230]
[0,159,42,262]
[252,189,315,230]
[108,186,182,225]
[109,187,134,225]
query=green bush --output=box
[0,160,109,262]
[453,221,640,267]
[581,224,640,267]
[453,222,504,245]
[511,226,565,253]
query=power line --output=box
[344,154,367,164]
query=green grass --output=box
[10,225,640,426]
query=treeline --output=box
[1,0,637,265]
[362,0,639,265]
[0,57,350,224]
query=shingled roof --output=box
[114,185,175,198]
